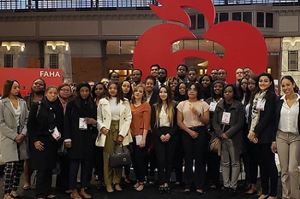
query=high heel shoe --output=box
[106,185,114,193]
[70,190,82,199]
[79,189,91,199]
[135,183,144,192]
[164,185,170,193]
[3,193,14,199]
[115,184,122,192]
[258,194,269,199]
[158,185,164,193]
[245,188,257,195]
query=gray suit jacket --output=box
[0,98,29,162]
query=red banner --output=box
[0,68,64,97]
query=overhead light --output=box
[199,69,204,75]
[1,42,25,52]
[130,49,134,54]
[46,41,69,51]
[197,61,208,66]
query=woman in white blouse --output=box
[273,75,300,199]
[0,80,28,199]
[96,82,132,193]
[151,86,176,192]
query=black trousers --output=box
[182,126,209,189]
[145,133,157,178]
[154,127,175,185]
[56,155,70,191]
[69,159,92,189]
[132,138,147,182]
[93,146,103,181]
[173,131,184,183]
[206,150,221,187]
[245,142,259,184]
[257,143,278,197]
[36,169,52,197]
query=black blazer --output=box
[64,97,98,160]
[27,98,64,170]
[148,88,159,106]
[248,91,277,144]
[275,96,300,137]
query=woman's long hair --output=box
[155,85,174,127]
[174,82,187,102]
[199,74,213,100]
[91,82,107,100]
[121,80,133,101]
[107,82,124,104]
[2,80,22,99]
[255,73,275,98]
[281,75,299,93]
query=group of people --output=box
[0,64,299,199]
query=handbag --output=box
[109,144,131,168]
[209,137,221,156]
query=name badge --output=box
[52,127,61,140]
[256,98,266,111]
[135,135,143,145]
[221,112,231,125]
[79,118,87,130]
[209,102,217,112]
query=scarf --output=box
[249,90,267,132]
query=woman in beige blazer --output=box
[96,82,132,193]
[0,80,29,199]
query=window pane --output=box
[120,41,135,54]
[288,51,298,71]
[220,13,229,22]
[184,40,198,50]
[49,54,59,69]
[106,41,120,54]
[243,12,252,24]
[266,13,273,28]
[4,54,13,68]
[190,15,196,30]
[232,12,241,21]
[198,40,214,52]
[257,12,264,28]
[197,14,205,29]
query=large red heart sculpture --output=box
[133,0,268,83]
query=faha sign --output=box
[133,0,268,83]
[39,70,62,78]
[0,68,63,96]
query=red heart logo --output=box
[133,0,268,83]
